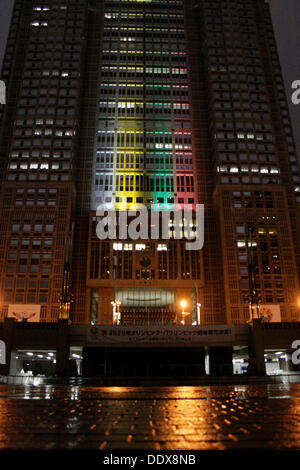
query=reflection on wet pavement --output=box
[0,383,299,449]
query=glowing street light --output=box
[180,300,187,310]
[197,303,202,325]
[180,300,190,325]
[111,300,122,325]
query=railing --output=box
[0,375,47,385]
[14,322,59,330]
[2,374,300,386]
[120,309,177,326]
[120,320,176,326]
[262,322,300,330]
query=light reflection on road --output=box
[0,383,299,449]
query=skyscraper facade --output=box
[72,0,203,326]
[0,0,299,327]
[187,0,300,323]
[0,0,89,322]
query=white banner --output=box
[8,304,41,323]
[259,305,281,323]
[88,325,234,346]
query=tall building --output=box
[0,0,299,327]
[0,0,89,322]
[72,0,205,326]
[187,0,300,324]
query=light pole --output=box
[116,300,121,325]
[245,224,261,320]
[197,303,201,326]
[59,262,73,321]
[111,300,121,325]
[180,300,187,325]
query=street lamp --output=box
[245,224,261,321]
[197,303,201,325]
[59,263,73,321]
[111,300,122,325]
[180,300,189,325]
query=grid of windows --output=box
[1,0,299,326]
[201,0,300,193]
[92,0,196,209]
[0,0,87,321]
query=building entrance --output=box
[82,347,206,378]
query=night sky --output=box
[0,0,299,156]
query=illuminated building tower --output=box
[0,0,89,322]
[0,0,299,327]
[185,0,300,323]
[72,0,204,325]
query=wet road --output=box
[0,383,300,450]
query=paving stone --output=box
[0,383,299,449]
